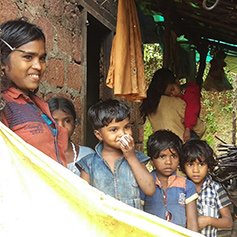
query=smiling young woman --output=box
[0,19,68,167]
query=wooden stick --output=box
[232,73,237,145]
[215,135,227,144]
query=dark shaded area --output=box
[136,0,237,56]
[86,14,111,149]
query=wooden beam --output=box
[176,9,237,33]
[176,20,237,44]
[185,0,237,9]
[175,2,237,24]
[232,74,237,145]
[78,0,116,31]
[162,0,172,68]
[196,43,208,89]
[80,8,88,145]
[170,14,237,53]
[191,28,237,46]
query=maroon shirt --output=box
[179,82,201,130]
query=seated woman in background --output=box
[140,68,205,142]
[146,95,205,142]
[0,19,67,166]
[47,97,95,176]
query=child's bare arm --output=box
[80,170,91,184]
[183,127,191,142]
[186,200,199,232]
[127,158,155,196]
[120,135,155,196]
[198,206,233,230]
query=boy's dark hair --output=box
[88,99,130,130]
[47,97,77,122]
[140,68,176,123]
[180,139,217,174]
[147,129,182,159]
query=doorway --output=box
[86,13,112,148]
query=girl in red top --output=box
[0,19,67,166]
[140,68,201,142]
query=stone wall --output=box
[0,0,145,152]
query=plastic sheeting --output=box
[0,122,204,237]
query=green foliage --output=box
[143,44,163,87]
[221,103,233,113]
[200,66,235,150]
[204,111,217,134]
[143,120,153,155]
[206,135,214,145]
[143,44,163,152]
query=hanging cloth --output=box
[203,50,233,92]
[106,0,146,102]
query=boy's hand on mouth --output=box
[120,134,130,147]
[120,134,136,158]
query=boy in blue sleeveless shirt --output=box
[77,99,155,209]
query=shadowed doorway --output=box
[86,13,113,149]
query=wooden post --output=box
[232,73,237,145]
[162,0,172,69]
[163,12,171,69]
[196,43,208,89]
[0,29,3,122]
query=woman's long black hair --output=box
[139,68,176,123]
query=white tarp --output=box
[0,122,203,237]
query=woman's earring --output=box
[0,97,6,111]
[0,65,5,77]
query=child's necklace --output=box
[71,142,77,173]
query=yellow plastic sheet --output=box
[0,122,204,237]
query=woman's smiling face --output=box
[3,39,46,95]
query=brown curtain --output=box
[106,0,146,102]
